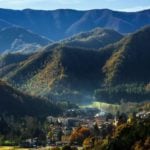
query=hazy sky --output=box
[0,0,150,11]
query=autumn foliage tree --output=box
[70,127,91,145]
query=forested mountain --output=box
[0,27,123,102]
[103,26,150,85]
[0,8,149,40]
[95,26,150,102]
[63,28,123,49]
[0,80,61,117]
[0,26,51,54]
[1,26,150,103]
[1,46,111,102]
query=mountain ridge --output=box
[0,26,52,54]
[0,8,149,40]
[62,27,123,49]
[1,26,150,103]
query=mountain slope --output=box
[0,80,61,116]
[0,26,51,54]
[103,26,150,85]
[0,53,31,78]
[2,26,150,103]
[0,8,149,40]
[95,26,150,102]
[3,45,113,102]
[63,28,123,49]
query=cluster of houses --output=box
[20,107,150,148]
[46,107,150,147]
[46,108,115,146]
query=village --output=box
[19,107,150,149]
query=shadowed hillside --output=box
[2,46,113,102]
[1,26,150,103]
[103,26,150,85]
[0,80,61,117]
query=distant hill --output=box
[0,80,61,117]
[0,26,51,54]
[63,28,123,49]
[0,8,149,40]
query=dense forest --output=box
[0,80,62,117]
[1,26,150,103]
